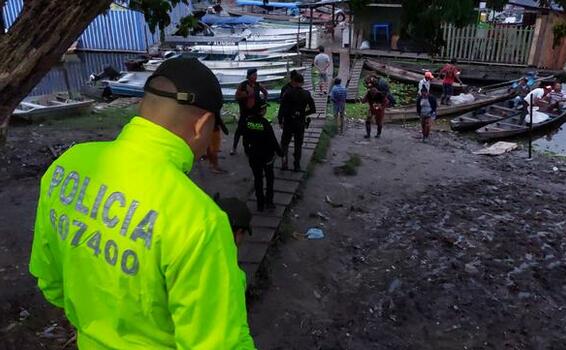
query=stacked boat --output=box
[105,54,302,101]
[92,14,309,101]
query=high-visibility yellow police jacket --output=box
[29,116,256,349]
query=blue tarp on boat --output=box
[201,14,264,25]
[236,0,301,9]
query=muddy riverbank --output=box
[1,110,565,349]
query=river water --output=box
[534,124,566,156]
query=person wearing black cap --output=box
[280,69,300,101]
[232,68,268,155]
[278,72,316,171]
[243,101,283,212]
[215,195,253,246]
[30,56,255,349]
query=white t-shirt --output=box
[524,88,545,105]
[418,79,431,96]
[314,53,331,73]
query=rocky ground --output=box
[1,107,566,349]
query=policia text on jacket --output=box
[47,165,156,275]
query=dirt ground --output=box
[248,120,566,350]
[2,106,566,349]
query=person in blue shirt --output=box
[330,78,347,134]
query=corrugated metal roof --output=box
[2,0,191,52]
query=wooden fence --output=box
[439,24,535,65]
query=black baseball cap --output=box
[216,197,253,235]
[143,56,227,133]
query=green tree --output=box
[395,0,566,55]
[0,0,195,144]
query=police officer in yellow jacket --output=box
[29,57,256,349]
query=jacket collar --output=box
[116,116,194,173]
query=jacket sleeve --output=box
[165,214,255,350]
[278,92,289,125]
[242,125,251,156]
[29,186,64,308]
[267,122,283,157]
[416,96,422,115]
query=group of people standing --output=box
[229,67,315,212]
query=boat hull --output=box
[449,102,522,132]
[13,96,94,122]
[475,110,566,141]
[365,60,467,93]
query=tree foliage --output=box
[0,0,198,143]
[128,0,196,36]
[399,0,566,55]
[400,0,477,53]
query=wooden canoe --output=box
[450,101,522,132]
[365,60,467,92]
[383,75,554,122]
[475,109,566,141]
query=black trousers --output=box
[280,121,305,168]
[233,114,248,150]
[249,157,274,209]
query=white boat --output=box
[107,71,284,97]
[211,66,305,76]
[190,41,297,55]
[145,60,301,76]
[204,60,289,69]
[144,59,290,72]
[236,52,299,61]
[13,94,94,121]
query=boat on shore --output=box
[365,60,467,93]
[475,108,566,141]
[107,71,284,97]
[189,41,297,55]
[450,101,522,131]
[13,94,94,122]
[210,66,304,76]
[384,75,553,122]
[145,59,291,72]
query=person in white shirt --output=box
[523,85,552,124]
[418,71,434,96]
[524,85,551,108]
[313,46,331,95]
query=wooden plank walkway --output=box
[238,118,326,286]
[237,52,348,286]
[346,59,364,101]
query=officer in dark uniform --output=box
[279,69,300,101]
[243,101,283,212]
[278,73,316,171]
[232,68,268,155]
